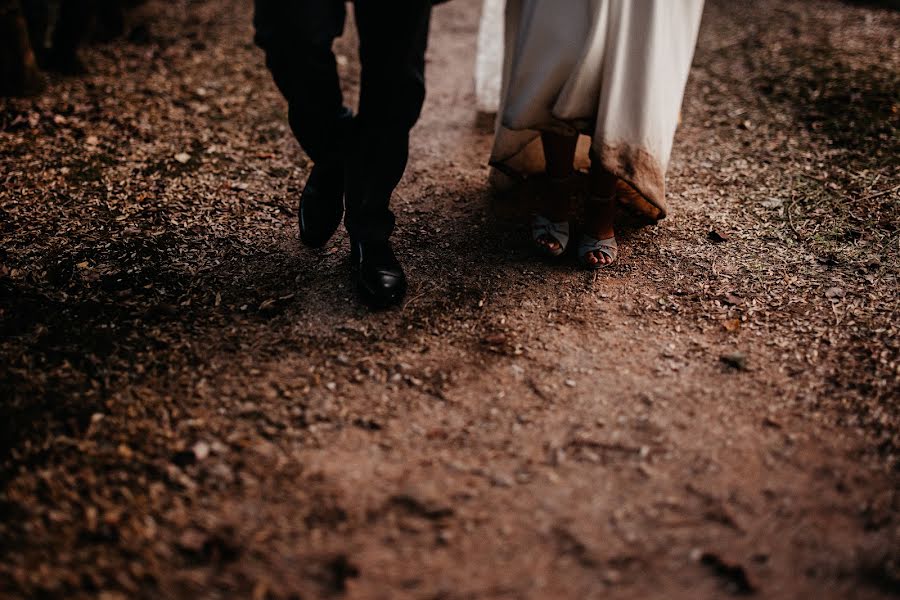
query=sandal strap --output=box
[532,214,570,251]
[579,234,618,264]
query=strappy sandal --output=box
[579,234,618,269]
[532,214,570,257]
[531,175,580,257]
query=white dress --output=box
[475,0,505,114]
[488,0,705,218]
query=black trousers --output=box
[254,0,432,241]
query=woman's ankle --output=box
[583,194,616,239]
[538,201,570,223]
[546,169,576,181]
[534,173,578,221]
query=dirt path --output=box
[1,1,898,598]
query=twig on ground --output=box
[786,177,802,241]
[857,183,900,203]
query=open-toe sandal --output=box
[531,175,582,257]
[578,234,618,269]
[532,214,570,257]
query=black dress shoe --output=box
[351,240,407,309]
[299,162,344,248]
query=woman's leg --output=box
[534,132,578,252]
[542,131,577,180]
[583,163,617,266]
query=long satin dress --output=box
[489,0,705,218]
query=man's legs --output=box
[254,0,432,308]
[254,0,352,248]
[345,0,431,242]
[253,0,349,166]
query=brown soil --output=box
[1,1,898,598]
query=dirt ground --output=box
[1,0,898,598]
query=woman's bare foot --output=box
[533,177,574,254]
[534,132,579,254]
[581,164,618,267]
[581,195,617,266]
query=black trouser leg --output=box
[253,0,351,166]
[94,0,125,42]
[52,0,94,64]
[19,0,49,60]
[344,0,431,242]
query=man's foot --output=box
[351,240,407,309]
[299,162,345,248]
